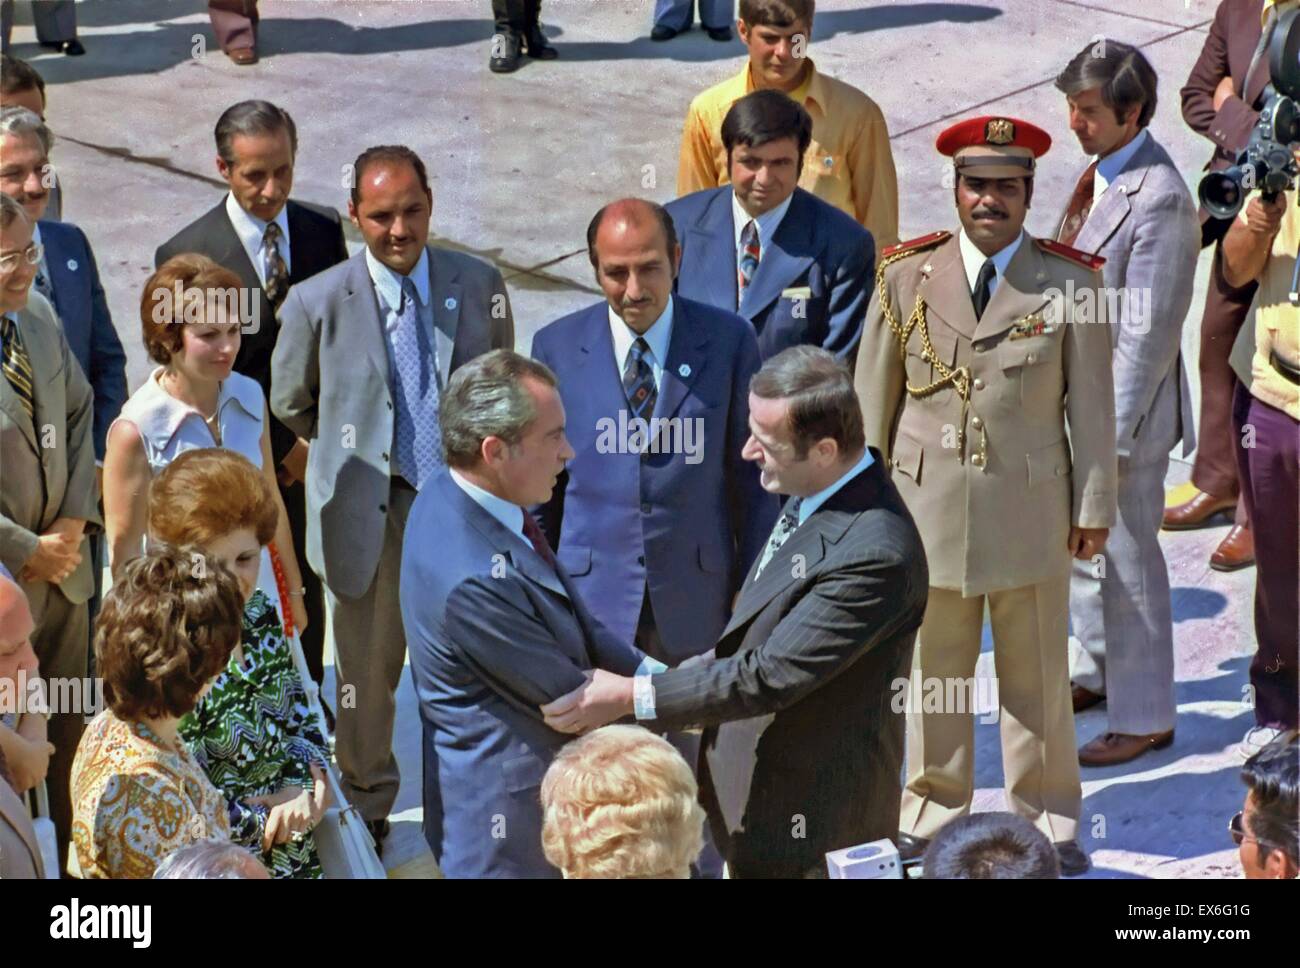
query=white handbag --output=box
[270,546,386,880]
[25,782,61,879]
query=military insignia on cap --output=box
[985,118,1015,145]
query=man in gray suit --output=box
[271,146,513,852]
[0,194,98,870]
[1054,42,1199,765]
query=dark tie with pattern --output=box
[0,313,34,420]
[622,336,657,419]
[1058,160,1098,246]
[737,219,760,296]
[754,498,802,579]
[971,259,997,319]
[262,222,290,306]
[521,510,557,569]
[32,263,54,305]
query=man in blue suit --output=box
[401,350,648,878]
[532,198,776,667]
[667,89,874,363]
[0,107,125,464]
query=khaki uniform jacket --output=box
[855,231,1117,596]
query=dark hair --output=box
[96,545,244,722]
[139,253,245,365]
[739,0,814,28]
[1054,39,1158,129]
[923,812,1061,879]
[440,349,558,469]
[350,145,430,206]
[0,54,44,102]
[749,345,864,459]
[149,448,280,551]
[214,100,297,167]
[586,198,679,270]
[721,89,813,176]
[1241,732,1299,867]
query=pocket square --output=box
[781,286,813,299]
[1007,314,1056,341]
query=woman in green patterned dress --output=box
[147,447,331,878]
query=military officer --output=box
[854,116,1118,876]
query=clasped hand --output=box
[246,763,331,853]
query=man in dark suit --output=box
[273,145,513,854]
[0,56,61,220]
[532,198,777,667]
[401,350,645,877]
[0,1,82,56]
[667,89,874,363]
[157,100,347,695]
[544,346,928,878]
[489,0,557,73]
[207,0,260,65]
[1167,0,1270,569]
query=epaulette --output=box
[1035,237,1106,271]
[881,230,951,261]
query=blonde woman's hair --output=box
[540,725,706,879]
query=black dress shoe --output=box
[1054,840,1090,876]
[706,26,733,41]
[524,26,558,59]
[896,832,930,862]
[367,818,391,859]
[41,39,85,56]
[650,25,679,41]
[489,32,522,73]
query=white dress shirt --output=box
[794,448,876,526]
[448,468,528,546]
[365,245,431,327]
[958,228,1025,301]
[224,192,291,286]
[1093,128,1148,203]
[607,297,674,388]
[731,191,795,260]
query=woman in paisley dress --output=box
[71,547,244,879]
[148,447,330,878]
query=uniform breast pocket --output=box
[997,333,1060,405]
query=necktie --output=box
[390,276,443,490]
[0,314,34,420]
[737,219,760,296]
[622,336,657,420]
[521,510,557,569]
[753,498,802,579]
[971,259,997,319]
[1058,160,1098,246]
[32,264,54,305]
[262,222,289,307]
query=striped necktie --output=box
[0,313,35,420]
[622,337,657,420]
[737,219,760,296]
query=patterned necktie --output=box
[390,276,443,490]
[622,337,657,420]
[753,498,802,579]
[737,219,760,296]
[1058,160,1098,246]
[262,222,290,307]
[971,259,997,319]
[0,313,34,420]
[522,510,557,569]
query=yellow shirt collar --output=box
[741,59,825,115]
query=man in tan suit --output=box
[854,117,1117,876]
[0,193,99,873]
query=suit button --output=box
[1026,353,1037,364]
[379,503,388,513]
[971,416,983,430]
[641,502,652,514]
[637,554,645,566]
[971,454,986,468]
[973,378,985,391]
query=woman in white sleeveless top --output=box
[102,255,308,634]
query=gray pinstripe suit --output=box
[645,455,928,878]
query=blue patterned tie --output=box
[753,498,802,579]
[390,276,442,489]
[622,337,657,420]
[737,219,760,296]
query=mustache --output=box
[971,207,1007,219]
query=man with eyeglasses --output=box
[0,192,100,874]
[1232,732,1298,879]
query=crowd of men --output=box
[0,0,1297,880]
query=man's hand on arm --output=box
[1212,75,1235,112]
[541,669,635,735]
[1068,526,1109,561]
[278,437,310,487]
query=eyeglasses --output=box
[0,242,42,275]
[1229,811,1257,847]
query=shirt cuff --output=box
[634,656,668,721]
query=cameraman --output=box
[1222,170,1299,755]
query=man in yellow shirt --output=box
[676,0,899,247]
[1223,173,1299,754]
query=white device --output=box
[825,838,903,879]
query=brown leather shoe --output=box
[1209,524,1255,571]
[1072,683,1105,713]
[1078,729,1173,766]
[227,47,258,65]
[1162,489,1235,530]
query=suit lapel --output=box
[653,300,709,423]
[426,247,461,387]
[973,237,1052,342]
[41,228,71,320]
[919,235,978,339]
[739,191,815,321]
[1076,145,1154,255]
[285,201,321,284]
[575,304,628,415]
[211,204,265,296]
[342,253,391,387]
[684,190,739,312]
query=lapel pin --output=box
[67,259,78,272]
[823,156,834,168]
[444,297,457,310]
[678,363,692,378]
